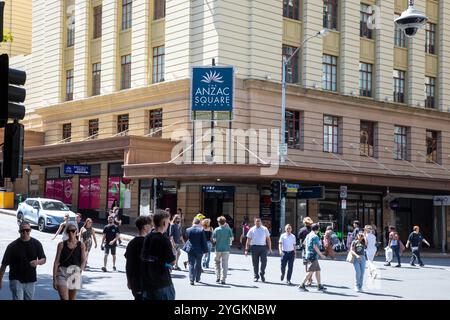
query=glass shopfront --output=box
[319,192,383,242]
[45,167,72,205]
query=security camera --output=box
[394,1,428,38]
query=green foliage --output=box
[2,29,13,42]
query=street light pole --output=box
[279,29,329,234]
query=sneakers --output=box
[298,284,309,292]
[216,278,220,283]
[420,264,425,267]
[317,285,326,291]
[384,262,391,266]
[410,263,416,266]
[253,277,259,282]
[394,264,401,268]
[221,280,226,285]
[190,281,195,285]
[281,273,285,281]
[286,280,292,285]
[113,266,117,271]
[355,286,361,292]
[260,274,266,283]
[101,267,107,272]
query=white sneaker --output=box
[355,286,361,292]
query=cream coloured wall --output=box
[0,0,32,56]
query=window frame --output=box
[93,5,102,39]
[360,121,375,157]
[323,54,337,92]
[67,15,75,47]
[426,130,438,164]
[149,109,163,137]
[152,46,165,83]
[62,123,72,142]
[154,0,166,20]
[394,13,407,48]
[121,0,132,30]
[425,76,436,108]
[393,69,406,103]
[120,54,132,90]
[117,114,129,134]
[425,22,436,54]
[323,0,338,30]
[66,69,74,101]
[359,62,373,97]
[92,62,101,96]
[285,110,301,149]
[88,119,99,139]
[283,0,300,20]
[394,125,408,160]
[360,4,373,39]
[323,115,339,154]
[283,45,299,84]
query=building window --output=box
[283,0,299,20]
[66,69,74,101]
[426,130,438,163]
[282,45,299,84]
[88,119,99,139]
[394,125,408,160]
[394,13,407,48]
[149,109,163,137]
[92,63,101,96]
[360,4,372,39]
[359,62,372,97]
[323,115,339,153]
[62,123,71,142]
[122,0,132,30]
[121,54,131,89]
[360,121,375,157]
[117,114,129,135]
[285,110,301,149]
[425,76,436,108]
[425,23,436,54]
[67,15,75,47]
[154,0,166,20]
[323,55,337,92]
[93,5,102,39]
[393,69,405,103]
[152,46,165,83]
[323,0,338,30]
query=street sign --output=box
[64,164,91,175]
[340,186,347,198]
[191,66,234,113]
[287,183,300,193]
[433,195,450,206]
[279,143,287,156]
[297,186,325,200]
[202,186,235,194]
[341,199,347,209]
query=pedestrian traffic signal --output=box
[281,180,287,198]
[0,53,27,126]
[2,121,24,181]
[270,180,281,202]
[154,178,164,199]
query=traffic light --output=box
[270,180,281,202]
[0,53,27,125]
[1,1,4,43]
[2,121,24,180]
[152,178,164,199]
[281,180,287,198]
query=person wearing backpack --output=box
[323,226,336,260]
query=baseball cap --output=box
[195,213,206,220]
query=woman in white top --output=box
[278,224,296,285]
[364,225,378,278]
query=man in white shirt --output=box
[278,224,296,285]
[245,218,272,282]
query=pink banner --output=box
[45,180,54,199]
[90,177,101,209]
[108,176,120,209]
[63,179,72,204]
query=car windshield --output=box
[41,201,70,211]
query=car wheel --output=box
[17,212,24,225]
[38,218,46,232]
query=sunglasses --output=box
[19,229,31,233]
[67,229,77,233]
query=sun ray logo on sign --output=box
[191,66,234,118]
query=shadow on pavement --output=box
[228,268,250,272]
[379,278,402,282]
[323,284,351,289]
[227,283,259,289]
[260,281,293,287]
[362,291,402,298]
[195,282,228,288]
[321,290,358,297]
[171,274,187,279]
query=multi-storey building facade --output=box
[9,0,450,250]
[0,0,32,56]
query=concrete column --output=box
[98,114,116,139]
[407,0,426,107]
[302,0,324,89]
[73,0,90,99]
[129,109,147,136]
[438,1,450,112]
[100,0,118,94]
[131,0,150,87]
[340,0,360,96]
[375,0,394,102]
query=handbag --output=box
[346,251,355,263]
[182,240,192,253]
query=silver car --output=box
[17,198,76,232]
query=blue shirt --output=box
[304,232,320,260]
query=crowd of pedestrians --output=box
[0,207,436,300]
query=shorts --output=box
[56,266,82,290]
[105,244,117,255]
[304,259,321,272]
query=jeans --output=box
[215,251,230,281]
[188,252,203,282]
[411,247,423,265]
[251,245,268,279]
[202,241,212,268]
[391,245,401,265]
[353,256,366,290]
[9,280,35,300]
[143,285,175,300]
[280,251,295,281]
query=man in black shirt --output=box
[0,223,46,300]
[406,225,430,267]
[124,215,152,300]
[141,209,176,300]
[102,216,120,272]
